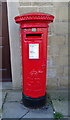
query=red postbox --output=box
[14,12,54,108]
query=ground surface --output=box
[0,82,70,119]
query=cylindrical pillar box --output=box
[14,12,54,108]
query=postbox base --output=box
[22,93,46,108]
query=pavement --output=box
[0,82,70,119]
[48,89,69,118]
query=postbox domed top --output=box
[14,12,54,23]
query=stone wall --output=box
[7,1,68,89]
[18,2,68,89]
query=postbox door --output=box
[21,28,48,97]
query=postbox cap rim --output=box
[14,12,54,23]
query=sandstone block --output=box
[18,6,38,14]
[48,45,59,56]
[19,0,54,3]
[58,45,68,56]
[53,5,68,21]
[47,67,56,78]
[47,78,58,88]
[53,2,68,6]
[53,56,68,66]
[31,2,53,6]
[56,66,64,77]
[38,6,54,14]
[53,22,68,35]
[63,66,68,76]
[48,35,66,46]
[19,2,31,6]
[60,78,68,87]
